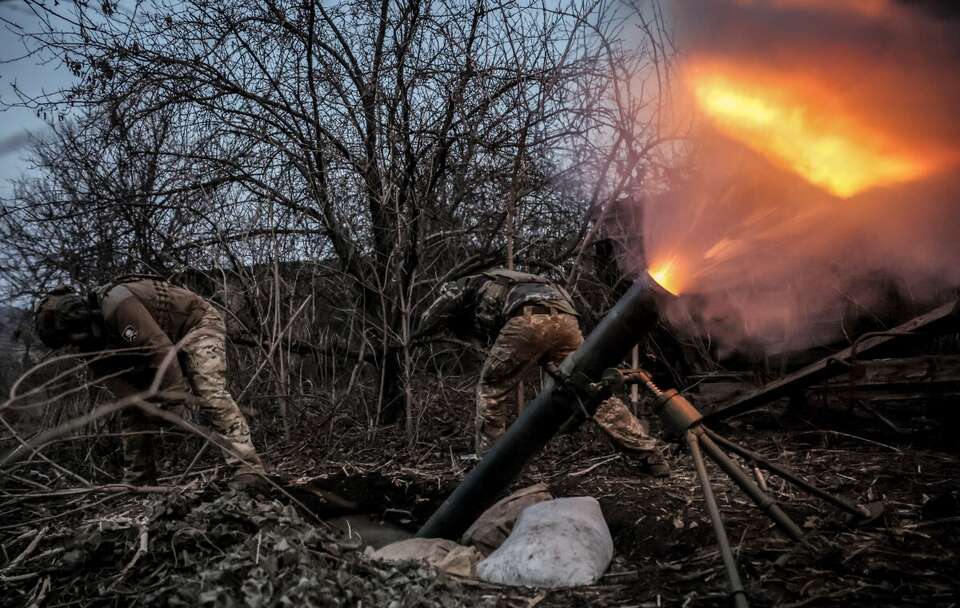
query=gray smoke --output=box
[0,132,31,157]
[632,0,960,358]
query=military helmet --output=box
[33,286,93,348]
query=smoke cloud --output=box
[0,132,31,158]
[633,0,960,358]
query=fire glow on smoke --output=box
[645,56,953,297]
[635,0,960,355]
[684,61,936,199]
[647,257,685,296]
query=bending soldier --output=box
[33,275,265,485]
[419,268,669,475]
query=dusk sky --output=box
[0,0,75,199]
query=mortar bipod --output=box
[613,368,884,608]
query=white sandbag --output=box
[475,497,613,588]
[461,483,553,557]
[367,538,482,577]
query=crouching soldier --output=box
[33,275,265,485]
[418,268,669,476]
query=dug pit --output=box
[284,471,455,549]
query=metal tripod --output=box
[619,369,883,608]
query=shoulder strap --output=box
[95,273,173,301]
[111,273,169,285]
[98,284,136,319]
[481,268,549,285]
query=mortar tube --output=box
[416,275,664,540]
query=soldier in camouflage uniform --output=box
[34,276,265,485]
[419,268,668,474]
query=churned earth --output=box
[2,394,957,607]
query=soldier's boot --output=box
[595,397,670,477]
[628,451,671,478]
[121,431,158,486]
[475,412,507,456]
[119,407,159,485]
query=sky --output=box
[0,0,665,205]
[0,0,76,199]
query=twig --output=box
[569,454,621,477]
[0,492,128,531]
[106,517,149,591]
[5,473,52,491]
[0,416,93,487]
[1,571,39,582]
[26,576,51,608]
[0,399,132,469]
[793,430,902,453]
[1,526,47,574]
[175,442,210,485]
[10,484,184,500]
[903,516,960,529]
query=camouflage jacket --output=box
[419,269,578,343]
[88,275,214,396]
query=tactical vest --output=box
[471,269,578,336]
[95,274,209,341]
[94,274,171,299]
[96,274,176,330]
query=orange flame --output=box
[648,257,685,295]
[685,62,938,198]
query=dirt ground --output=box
[308,396,960,608]
[271,396,960,607]
[2,392,958,607]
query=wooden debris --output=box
[704,299,960,421]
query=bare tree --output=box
[3,0,674,433]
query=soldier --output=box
[33,275,265,485]
[419,268,669,475]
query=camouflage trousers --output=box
[122,307,264,483]
[475,310,658,455]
